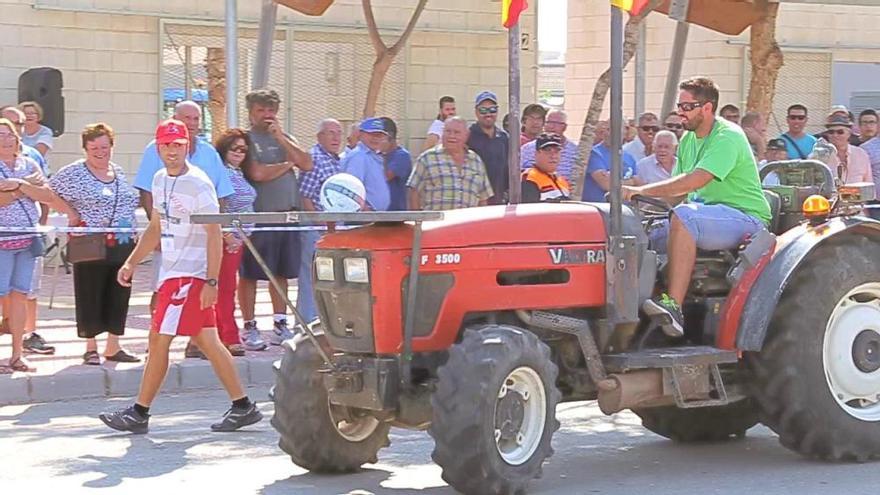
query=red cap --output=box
[155,119,189,146]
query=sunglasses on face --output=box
[477,106,499,116]
[826,129,848,135]
[640,126,660,133]
[665,123,683,130]
[230,146,248,153]
[676,101,706,112]
[787,114,807,121]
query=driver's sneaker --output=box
[269,319,295,345]
[210,402,263,432]
[99,405,149,434]
[642,294,685,338]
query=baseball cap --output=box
[536,133,563,150]
[475,90,498,106]
[825,114,853,129]
[359,117,388,134]
[155,119,189,145]
[829,105,849,116]
[767,138,787,151]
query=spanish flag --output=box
[610,0,650,15]
[502,0,528,28]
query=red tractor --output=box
[259,160,880,494]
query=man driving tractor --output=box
[622,76,771,336]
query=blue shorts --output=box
[240,229,301,281]
[0,247,37,297]
[649,203,766,253]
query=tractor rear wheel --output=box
[429,325,561,495]
[747,236,880,461]
[271,337,391,472]
[634,399,758,442]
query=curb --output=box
[0,356,279,406]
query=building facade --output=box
[2,0,537,173]
[566,1,880,140]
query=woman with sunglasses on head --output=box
[0,118,55,373]
[213,129,261,356]
[824,115,872,185]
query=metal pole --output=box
[610,6,623,236]
[184,46,192,101]
[660,21,690,119]
[400,222,423,389]
[225,0,239,127]
[634,22,647,118]
[253,0,278,90]
[507,24,522,204]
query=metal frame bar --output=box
[252,0,278,90]
[660,21,690,119]
[225,0,239,127]
[507,24,522,204]
[400,222,424,388]
[234,221,335,367]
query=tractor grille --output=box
[314,250,375,353]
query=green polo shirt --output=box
[674,118,771,225]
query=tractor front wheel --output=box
[271,337,391,472]
[429,325,561,495]
[748,236,880,461]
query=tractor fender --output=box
[732,216,880,351]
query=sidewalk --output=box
[0,258,297,406]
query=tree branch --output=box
[571,0,663,198]
[362,0,387,54]
[389,0,428,56]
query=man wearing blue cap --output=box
[342,117,391,211]
[467,91,509,205]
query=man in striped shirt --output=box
[297,118,343,324]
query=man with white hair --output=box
[637,130,679,184]
[520,109,579,182]
[297,118,343,324]
[133,100,234,358]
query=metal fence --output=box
[743,50,832,136]
[160,21,407,149]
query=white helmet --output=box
[319,173,366,212]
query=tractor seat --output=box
[763,189,782,234]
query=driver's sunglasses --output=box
[676,101,706,112]
[787,114,807,121]
[477,106,499,116]
[640,126,660,133]
[665,123,683,130]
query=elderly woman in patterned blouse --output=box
[0,118,54,373]
[49,123,141,366]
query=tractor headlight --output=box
[343,257,369,283]
[315,257,335,281]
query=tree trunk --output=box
[571,0,663,199]
[206,47,228,140]
[361,0,428,118]
[363,53,395,119]
[746,1,783,122]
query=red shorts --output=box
[152,277,216,337]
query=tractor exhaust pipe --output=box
[597,370,670,414]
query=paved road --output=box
[2,387,876,494]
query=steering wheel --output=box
[631,194,672,213]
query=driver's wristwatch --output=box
[205,278,219,287]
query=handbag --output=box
[67,165,121,264]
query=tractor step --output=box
[603,346,738,373]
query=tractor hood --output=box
[317,202,610,251]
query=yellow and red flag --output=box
[502,0,528,28]
[610,0,650,15]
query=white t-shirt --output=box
[22,125,53,152]
[151,163,219,284]
[623,138,647,162]
[637,154,675,184]
[427,119,444,137]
